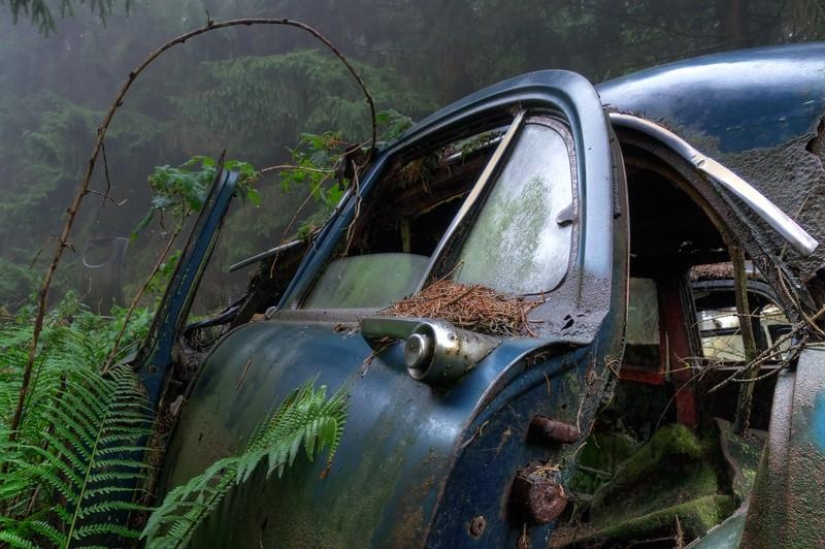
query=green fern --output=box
[142,379,348,549]
[0,320,153,548]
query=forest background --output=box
[1,0,825,315]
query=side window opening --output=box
[298,112,578,311]
[301,128,504,310]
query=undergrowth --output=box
[0,304,348,548]
[0,306,154,547]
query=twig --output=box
[259,164,333,176]
[343,161,363,255]
[235,358,253,390]
[730,243,759,435]
[100,140,113,207]
[10,16,376,442]
[655,365,711,431]
[780,269,825,339]
[708,300,825,395]
[83,188,120,206]
[269,177,331,279]
[100,225,184,374]
[708,328,804,393]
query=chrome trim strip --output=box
[609,112,818,257]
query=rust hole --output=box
[468,515,486,538]
[529,416,581,444]
[806,118,825,156]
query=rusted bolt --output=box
[517,527,531,549]
[467,515,486,538]
[510,462,568,524]
[529,416,581,444]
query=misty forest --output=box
[1,0,824,547]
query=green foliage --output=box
[275,109,415,239]
[280,132,342,201]
[0,258,39,310]
[2,0,132,34]
[0,312,153,547]
[375,109,414,146]
[132,155,261,240]
[142,379,348,548]
[175,49,435,160]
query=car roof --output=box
[597,42,825,154]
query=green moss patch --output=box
[553,424,737,547]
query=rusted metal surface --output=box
[618,366,666,386]
[658,275,699,428]
[509,461,568,525]
[528,416,581,444]
[467,515,486,539]
[740,345,825,548]
[601,44,825,315]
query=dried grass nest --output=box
[379,279,539,336]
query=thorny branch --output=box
[9,17,377,443]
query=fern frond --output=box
[0,530,39,548]
[73,522,143,540]
[142,379,349,548]
[1,344,153,548]
[28,519,68,546]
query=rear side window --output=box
[693,285,791,362]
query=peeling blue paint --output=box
[812,392,825,453]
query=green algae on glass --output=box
[304,253,429,309]
[454,122,573,295]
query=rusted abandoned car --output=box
[136,43,825,547]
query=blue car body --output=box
[139,43,825,547]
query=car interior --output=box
[549,133,791,547]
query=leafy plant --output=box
[276,109,415,239]
[132,155,261,240]
[0,316,154,548]
[2,0,133,33]
[141,379,348,548]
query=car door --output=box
[143,70,628,548]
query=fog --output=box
[0,0,821,311]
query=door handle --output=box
[360,317,500,386]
